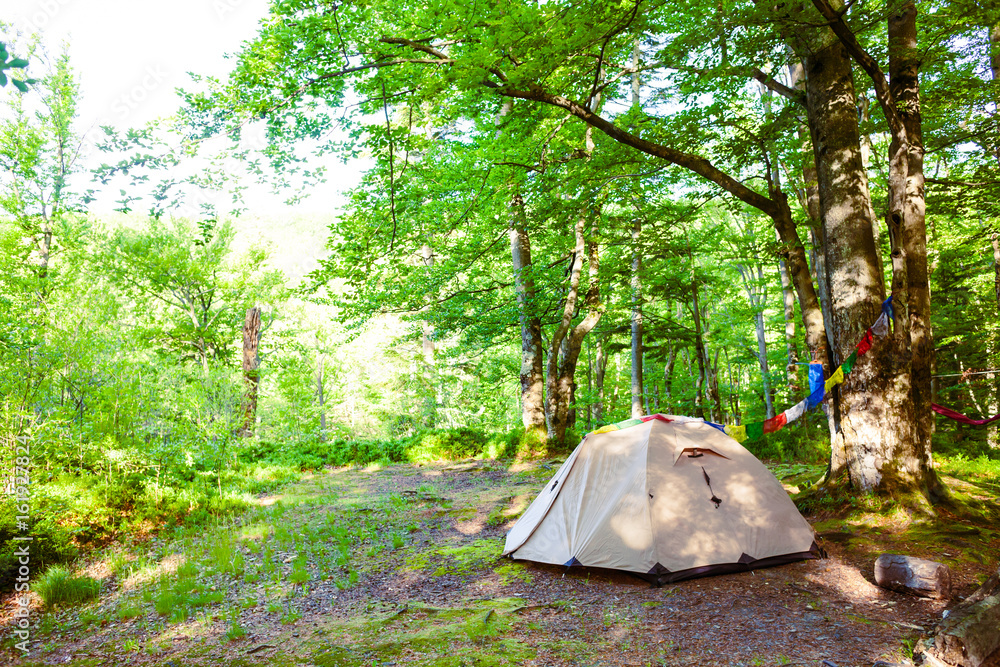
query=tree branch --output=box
[750,69,804,105]
[498,85,779,217]
[810,0,902,137]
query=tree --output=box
[98,218,283,373]
[213,0,833,438]
[0,47,84,302]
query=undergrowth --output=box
[34,566,101,608]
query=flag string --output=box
[587,296,1000,440]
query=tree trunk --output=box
[509,191,546,442]
[990,22,1000,162]
[709,347,723,422]
[754,302,774,420]
[993,233,1000,311]
[594,334,608,423]
[663,345,677,414]
[783,59,846,454]
[803,38,904,493]
[545,207,602,446]
[690,250,706,420]
[887,1,936,487]
[799,1,938,496]
[317,354,326,438]
[240,306,262,437]
[631,217,644,418]
[777,228,799,388]
[420,243,437,427]
[725,348,740,422]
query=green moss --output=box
[496,563,533,585]
[310,599,535,667]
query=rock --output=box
[874,554,951,599]
[920,566,1000,667]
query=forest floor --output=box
[2,458,999,667]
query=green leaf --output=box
[8,58,29,69]
[11,79,28,93]
[0,72,6,87]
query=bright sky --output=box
[2,0,359,215]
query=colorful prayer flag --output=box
[805,362,825,409]
[841,350,858,375]
[762,413,788,434]
[783,398,809,423]
[871,312,889,337]
[882,296,893,320]
[746,422,764,440]
[725,424,746,442]
[824,365,845,392]
[856,330,874,357]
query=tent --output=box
[503,415,822,584]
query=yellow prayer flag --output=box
[725,424,748,443]
[824,366,845,392]
[594,424,617,434]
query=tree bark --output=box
[803,37,904,493]
[631,217,644,418]
[509,191,546,441]
[240,306,262,437]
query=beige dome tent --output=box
[503,415,821,584]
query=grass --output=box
[16,452,1000,667]
[34,566,101,608]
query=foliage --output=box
[0,41,35,91]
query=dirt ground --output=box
[3,458,998,667]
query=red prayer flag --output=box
[856,330,874,357]
[640,414,672,424]
[762,412,788,434]
[932,404,1000,426]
